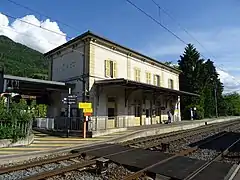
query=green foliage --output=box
[178,44,225,120]
[183,104,204,120]
[223,92,240,116]
[164,61,180,70]
[0,97,33,141]
[0,36,48,79]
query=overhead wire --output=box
[4,0,81,34]
[126,0,240,91]
[2,0,240,92]
[150,0,240,90]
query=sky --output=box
[0,0,240,93]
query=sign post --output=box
[62,90,77,138]
[79,102,92,138]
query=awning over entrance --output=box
[94,78,199,97]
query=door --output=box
[107,97,117,128]
[145,109,151,125]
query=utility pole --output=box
[214,83,218,118]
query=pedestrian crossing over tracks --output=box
[0,130,134,156]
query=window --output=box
[105,60,117,78]
[154,74,161,86]
[146,72,151,84]
[134,68,141,82]
[168,79,174,89]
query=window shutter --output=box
[158,76,161,86]
[134,68,137,81]
[168,79,170,88]
[145,72,148,83]
[153,75,156,85]
[105,60,110,77]
[113,62,117,78]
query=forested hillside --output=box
[0,35,48,79]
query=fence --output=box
[34,116,163,132]
[0,120,33,138]
[34,117,84,131]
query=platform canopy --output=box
[4,74,74,96]
[94,78,199,97]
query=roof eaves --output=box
[44,30,181,74]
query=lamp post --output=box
[208,77,218,118]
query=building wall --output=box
[88,41,181,122]
[48,43,86,117]
[88,41,179,90]
[48,38,181,123]
[51,44,85,82]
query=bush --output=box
[0,97,33,142]
[183,104,204,120]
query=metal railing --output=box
[34,116,165,132]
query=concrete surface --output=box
[0,134,34,148]
[0,116,239,164]
[92,127,127,137]
[111,116,240,143]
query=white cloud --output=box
[0,13,67,53]
[142,27,240,93]
[217,69,240,94]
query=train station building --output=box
[44,31,198,132]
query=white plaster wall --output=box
[89,42,179,90]
[51,44,85,82]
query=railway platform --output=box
[0,116,239,163]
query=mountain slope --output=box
[0,36,48,79]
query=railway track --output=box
[127,120,240,152]
[122,120,240,148]
[1,120,240,180]
[123,131,240,180]
[0,144,115,179]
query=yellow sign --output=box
[83,108,93,113]
[79,102,92,109]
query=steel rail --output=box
[184,135,240,180]
[123,130,228,180]
[0,144,116,175]
[124,120,239,147]
[22,147,138,180]
[141,121,240,150]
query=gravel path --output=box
[45,163,133,180]
[0,156,88,180]
[0,152,70,168]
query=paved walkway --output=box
[0,129,135,157]
[0,116,238,158]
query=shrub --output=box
[183,104,205,120]
[0,97,33,142]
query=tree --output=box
[223,92,240,116]
[0,35,48,79]
[177,44,225,119]
[164,61,180,70]
[178,44,205,119]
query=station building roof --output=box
[94,78,199,97]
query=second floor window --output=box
[168,79,174,89]
[134,68,141,82]
[105,60,117,78]
[154,74,160,86]
[146,72,151,84]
